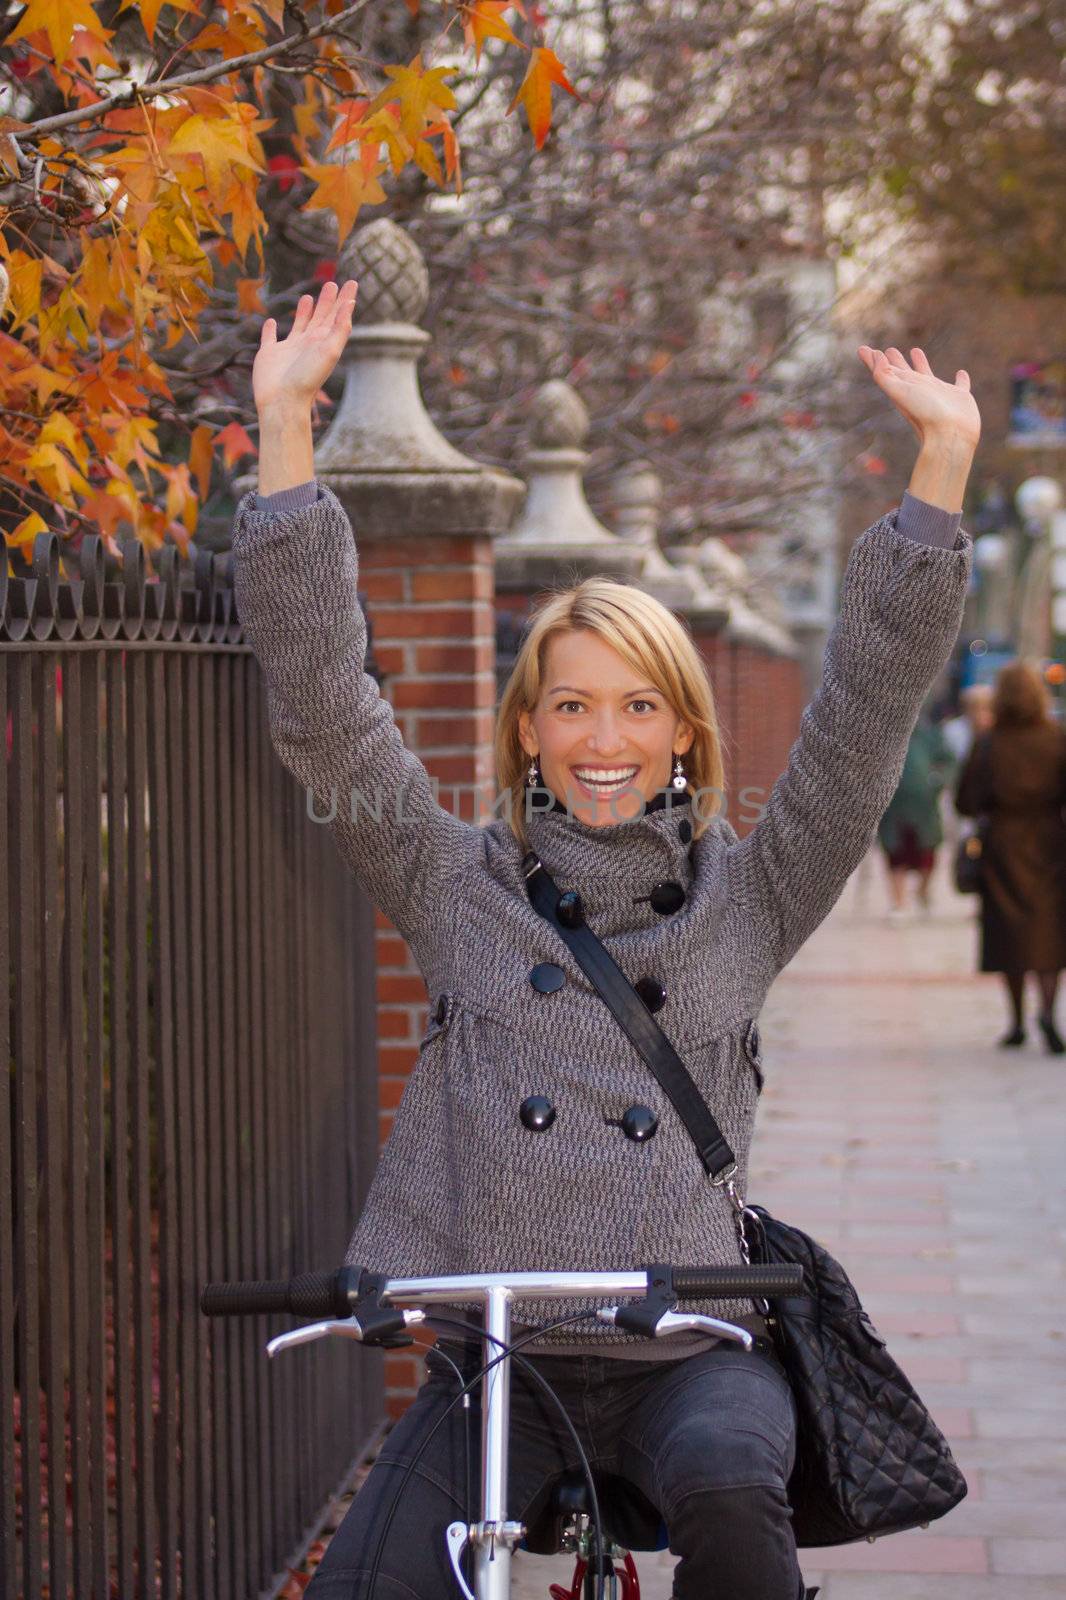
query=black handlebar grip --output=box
[201,1270,355,1319]
[672,1265,804,1298]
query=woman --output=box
[231,280,978,1600]
[877,702,957,919]
[955,661,1066,1053]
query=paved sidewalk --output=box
[512,846,1066,1599]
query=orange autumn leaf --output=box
[246,0,285,25]
[226,178,266,262]
[300,148,387,245]
[324,98,373,155]
[460,2,523,64]
[366,53,458,142]
[6,0,112,67]
[5,253,44,331]
[327,103,411,178]
[114,0,199,47]
[165,111,268,199]
[184,13,267,59]
[236,277,267,314]
[188,423,215,502]
[214,420,257,469]
[410,136,444,186]
[424,119,461,187]
[0,132,24,177]
[5,510,49,556]
[507,46,578,150]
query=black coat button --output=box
[556,890,585,928]
[635,975,667,1013]
[519,1095,557,1132]
[530,962,566,993]
[678,818,693,844]
[621,1105,658,1142]
[433,994,448,1025]
[649,880,686,915]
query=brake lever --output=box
[266,1308,425,1358]
[597,1305,753,1351]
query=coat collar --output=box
[541,786,684,818]
[521,789,697,936]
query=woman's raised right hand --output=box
[252,279,358,414]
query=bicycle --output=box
[201,1260,803,1599]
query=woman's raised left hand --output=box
[858,345,981,451]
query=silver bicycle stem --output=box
[476,1285,523,1598]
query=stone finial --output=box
[599,460,727,627]
[494,380,641,588]
[529,380,590,450]
[695,535,750,598]
[234,220,523,535]
[697,538,794,654]
[338,217,430,326]
[609,460,663,550]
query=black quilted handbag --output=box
[523,850,969,1549]
[737,1203,968,1546]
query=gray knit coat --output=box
[230,484,972,1354]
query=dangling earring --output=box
[671,752,687,791]
[527,756,541,789]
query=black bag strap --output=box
[522,850,737,1183]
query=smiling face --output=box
[517,627,695,826]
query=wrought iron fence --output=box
[2,530,383,1598]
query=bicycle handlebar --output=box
[200,1268,361,1319]
[200,1263,803,1319]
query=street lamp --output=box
[1014,475,1062,661]
[1015,475,1063,526]
[971,531,1010,638]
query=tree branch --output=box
[10,0,374,145]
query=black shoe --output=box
[998,1025,1026,1048]
[1038,1013,1066,1055]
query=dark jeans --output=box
[307,1337,809,1599]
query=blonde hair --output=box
[494,575,727,850]
[992,658,1054,728]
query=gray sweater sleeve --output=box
[725,504,973,987]
[253,478,319,515]
[230,483,480,951]
[896,490,961,549]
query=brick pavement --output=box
[511,845,1066,1599]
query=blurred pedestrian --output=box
[955,660,1066,1053]
[941,684,995,857]
[941,683,994,764]
[878,704,957,920]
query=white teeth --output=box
[573,766,639,790]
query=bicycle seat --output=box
[520,1468,669,1554]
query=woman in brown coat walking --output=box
[955,661,1066,1053]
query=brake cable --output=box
[363,1310,608,1600]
